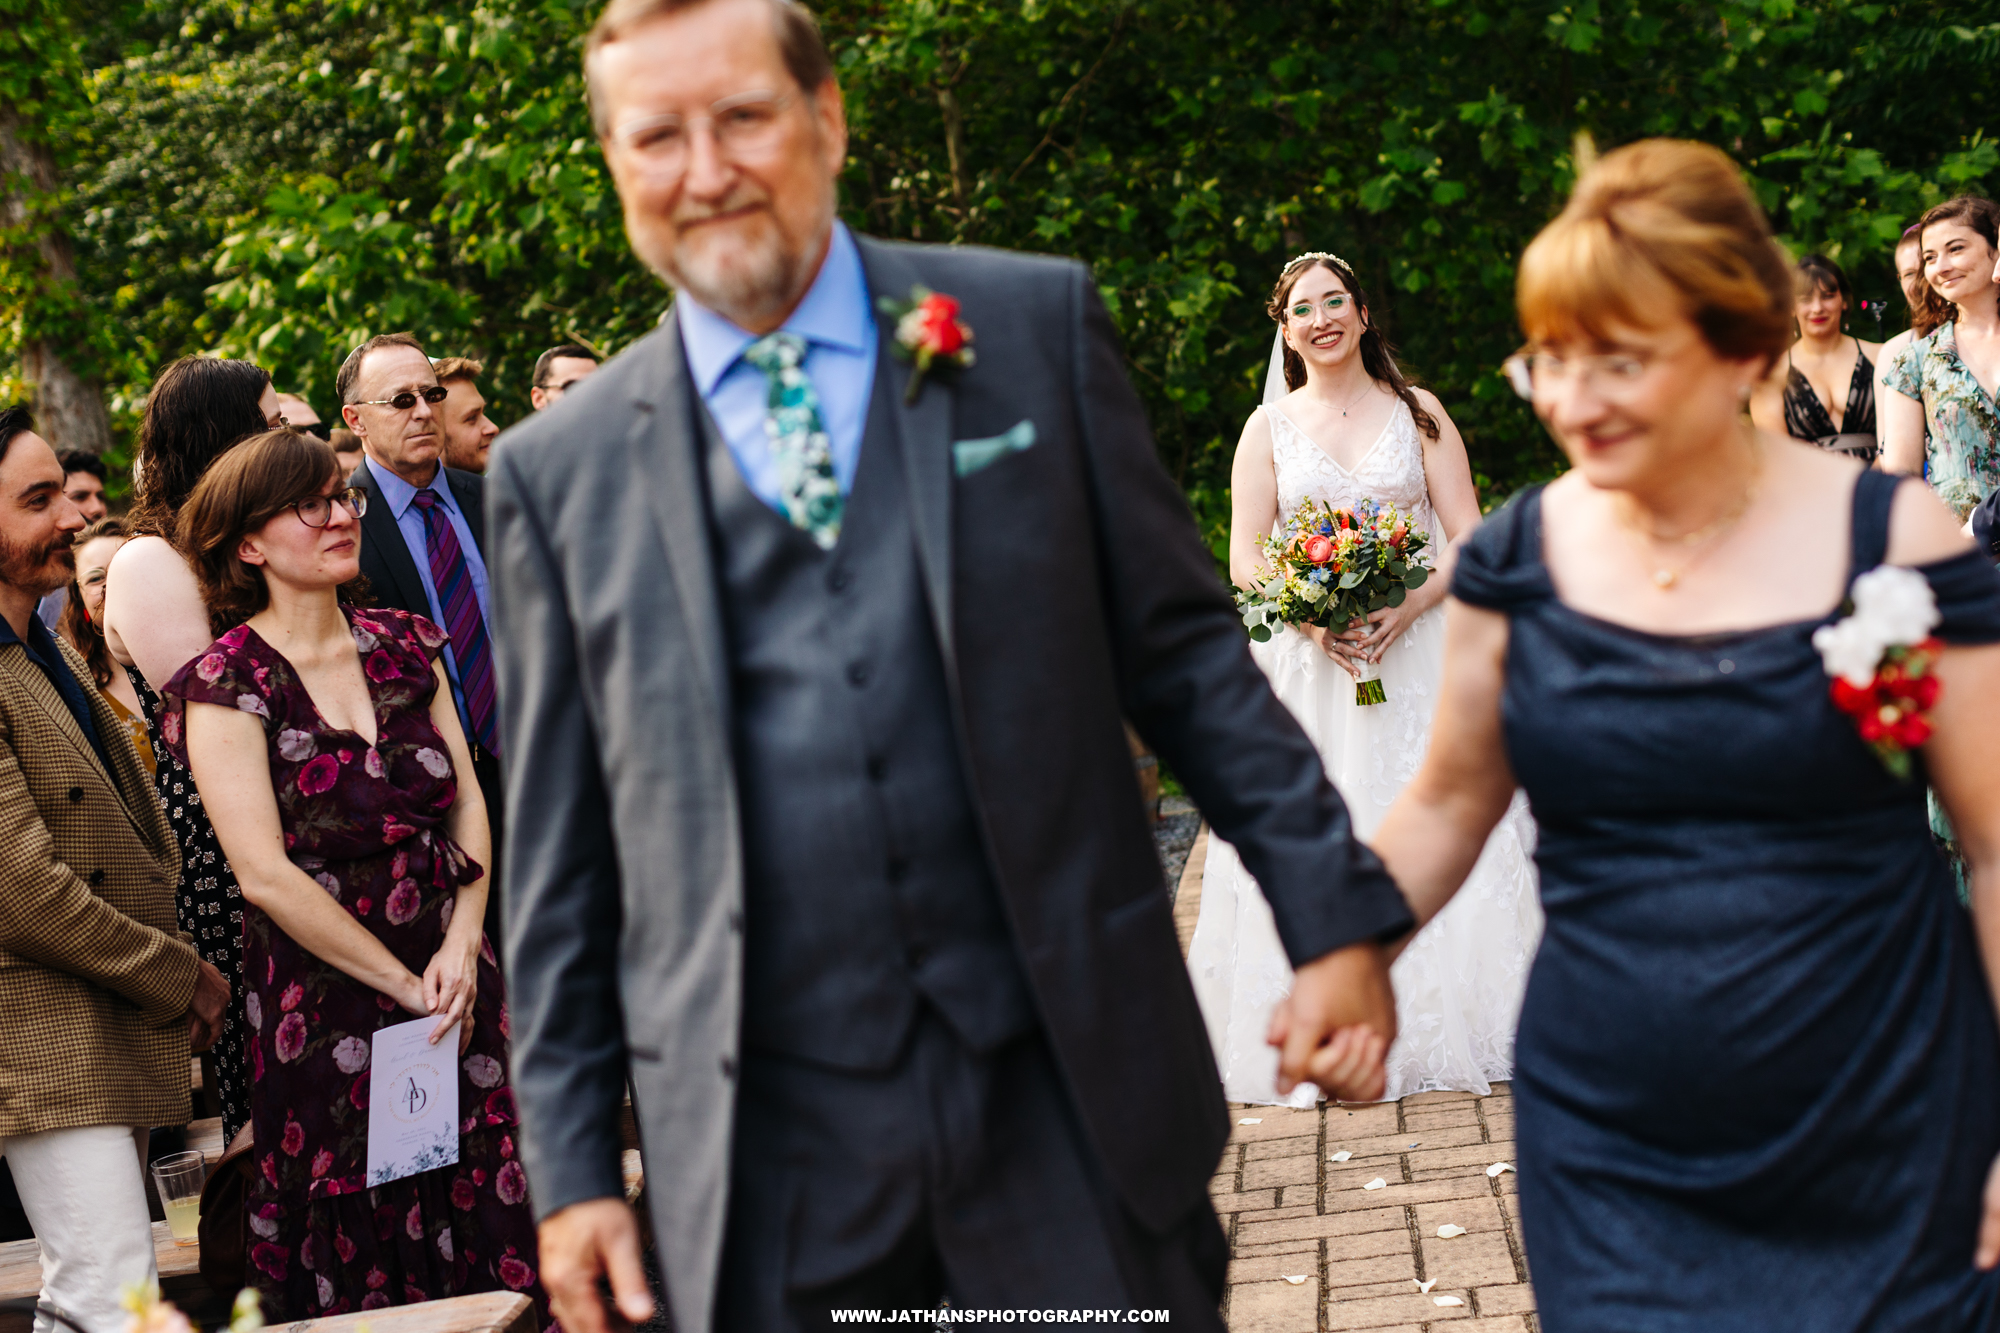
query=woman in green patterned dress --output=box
[1880,195,2000,514]
[1881,194,2000,895]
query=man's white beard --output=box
[650,197,835,330]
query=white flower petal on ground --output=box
[1488,1161,1514,1178]
[1281,1275,1307,1285]
[1434,1296,1465,1307]
[1329,1151,1352,1162]
[1362,1177,1388,1191]
[1436,1224,1468,1238]
[1237,1118,1262,1125]
[1415,1279,1437,1294]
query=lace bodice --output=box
[1265,398,1434,541]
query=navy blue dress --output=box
[1453,470,2000,1331]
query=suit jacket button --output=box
[87,870,105,886]
[846,662,869,687]
[828,568,851,593]
[720,1055,737,1080]
[728,910,744,934]
[67,787,83,804]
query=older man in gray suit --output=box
[488,0,1412,1329]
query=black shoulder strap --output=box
[1848,468,1902,579]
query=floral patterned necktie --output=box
[743,331,842,549]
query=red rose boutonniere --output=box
[879,286,975,403]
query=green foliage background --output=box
[5,0,1999,544]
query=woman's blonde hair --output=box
[1517,138,1793,369]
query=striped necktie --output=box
[411,488,500,756]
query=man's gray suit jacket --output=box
[486,234,1413,1332]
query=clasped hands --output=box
[1267,939,1397,1102]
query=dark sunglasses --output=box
[300,421,331,441]
[292,486,369,528]
[353,385,449,412]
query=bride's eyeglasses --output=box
[292,487,369,528]
[1288,293,1351,321]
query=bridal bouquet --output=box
[1236,498,1432,705]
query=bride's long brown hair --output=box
[1267,255,1439,441]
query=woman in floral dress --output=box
[159,429,550,1319]
[1881,195,2000,514]
[1881,195,2000,893]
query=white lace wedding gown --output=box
[1186,399,1543,1105]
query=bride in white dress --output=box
[1187,252,1542,1105]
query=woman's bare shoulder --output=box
[108,533,192,578]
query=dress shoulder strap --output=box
[1846,468,1904,580]
[1450,485,1555,613]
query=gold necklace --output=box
[1614,438,1764,590]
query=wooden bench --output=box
[0,1222,210,1332]
[284,1292,536,1333]
[0,1103,644,1323]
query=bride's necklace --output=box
[1612,438,1763,590]
[1304,369,1375,418]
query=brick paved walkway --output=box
[1175,828,1538,1331]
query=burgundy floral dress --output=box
[160,607,550,1321]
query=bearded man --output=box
[487,2,1411,1330]
[0,406,228,1333]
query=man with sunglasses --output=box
[529,343,600,412]
[275,392,330,441]
[338,332,507,943]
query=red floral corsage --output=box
[1812,565,1944,780]
[879,286,975,403]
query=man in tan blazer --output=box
[0,407,227,1333]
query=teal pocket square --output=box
[952,419,1037,477]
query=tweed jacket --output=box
[0,630,195,1136]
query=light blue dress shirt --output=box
[366,459,494,742]
[676,222,880,509]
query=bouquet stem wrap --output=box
[1234,497,1432,707]
[1354,659,1387,707]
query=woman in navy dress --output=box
[1341,139,2000,1329]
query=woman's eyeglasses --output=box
[1502,350,1649,401]
[353,386,449,412]
[292,487,369,528]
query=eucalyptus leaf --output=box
[1386,584,1407,607]
[1404,567,1431,589]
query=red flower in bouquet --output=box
[1302,534,1335,564]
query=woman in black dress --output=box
[1752,253,1882,461]
[1337,140,2000,1329]
[104,355,286,1141]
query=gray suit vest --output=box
[701,367,1036,1071]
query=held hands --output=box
[422,929,482,1053]
[541,1197,656,1333]
[1267,941,1398,1102]
[186,959,230,1053]
[1337,575,1446,667]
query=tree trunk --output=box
[938,84,971,214]
[0,109,113,454]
